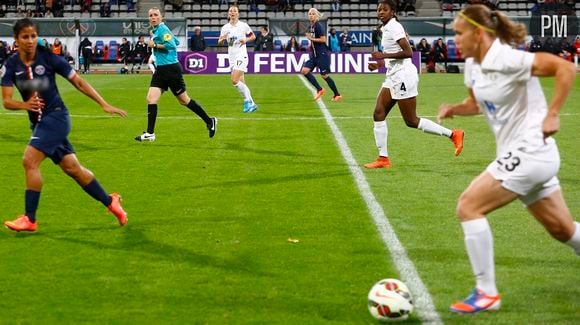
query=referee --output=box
[135,7,217,142]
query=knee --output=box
[301,68,309,75]
[146,95,156,104]
[22,157,38,172]
[403,117,419,128]
[456,192,476,222]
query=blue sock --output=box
[324,76,340,96]
[304,73,322,91]
[82,179,112,207]
[25,189,40,223]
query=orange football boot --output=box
[364,156,391,169]
[331,95,343,102]
[451,129,464,156]
[108,193,127,226]
[4,215,37,232]
[314,88,325,100]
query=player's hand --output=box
[103,105,127,117]
[542,113,560,140]
[25,92,44,113]
[148,40,155,48]
[371,51,384,60]
[437,103,454,123]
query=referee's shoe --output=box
[207,117,217,138]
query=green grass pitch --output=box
[0,72,578,323]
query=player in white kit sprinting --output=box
[365,0,464,170]
[218,5,258,113]
[437,4,579,314]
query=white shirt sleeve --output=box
[464,58,473,88]
[390,21,406,42]
[502,49,534,82]
[244,22,253,37]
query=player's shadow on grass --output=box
[221,142,311,158]
[184,170,348,190]
[44,227,271,276]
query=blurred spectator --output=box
[79,37,92,73]
[433,38,447,65]
[52,38,64,56]
[331,0,340,12]
[254,26,274,51]
[11,41,18,54]
[573,36,580,61]
[45,9,54,17]
[556,38,573,61]
[131,35,150,73]
[100,1,111,17]
[339,28,352,52]
[417,38,431,62]
[45,0,53,12]
[528,36,543,52]
[407,33,416,51]
[119,37,131,69]
[53,0,64,17]
[328,27,340,53]
[82,0,91,13]
[0,41,8,67]
[285,36,300,52]
[41,38,50,49]
[190,26,206,51]
[543,37,555,54]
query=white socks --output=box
[566,222,580,255]
[418,118,452,137]
[461,218,498,296]
[234,81,254,103]
[373,121,388,157]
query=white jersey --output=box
[380,18,413,74]
[465,39,553,155]
[221,21,253,60]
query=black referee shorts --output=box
[150,63,187,96]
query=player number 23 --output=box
[496,151,521,172]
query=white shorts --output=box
[381,64,418,100]
[486,142,561,206]
[229,53,249,72]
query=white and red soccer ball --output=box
[368,278,414,322]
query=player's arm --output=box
[531,52,576,139]
[1,86,44,113]
[241,31,255,45]
[306,33,326,44]
[67,74,127,117]
[372,37,413,60]
[437,88,481,123]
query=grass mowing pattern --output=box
[0,73,577,323]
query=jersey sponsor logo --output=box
[34,65,46,76]
[163,33,172,41]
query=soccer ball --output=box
[368,278,414,322]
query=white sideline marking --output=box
[298,75,442,325]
